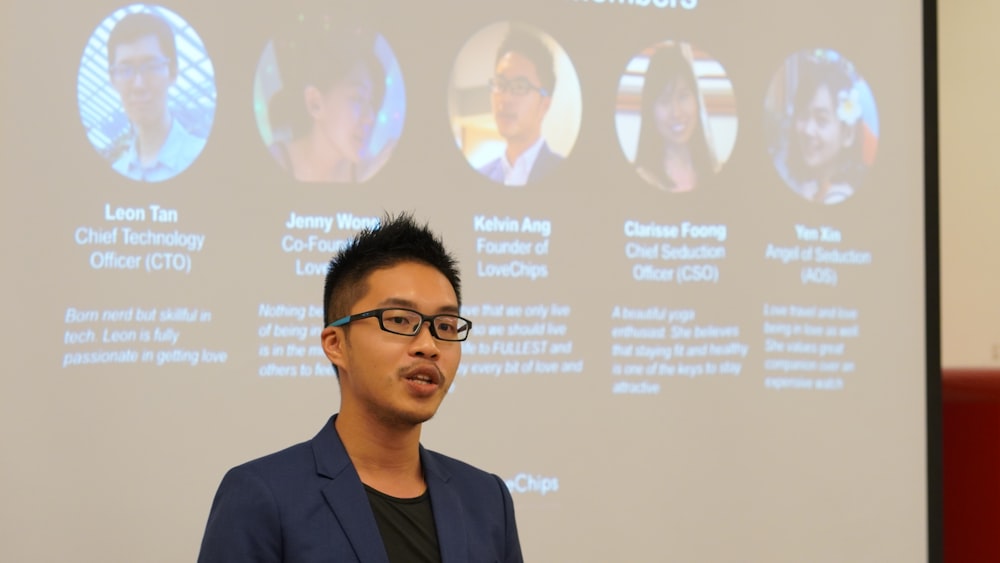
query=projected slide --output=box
[253,16,405,184]
[2,0,931,561]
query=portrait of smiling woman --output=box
[254,18,405,184]
[615,41,737,195]
[635,43,716,192]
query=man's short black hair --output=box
[494,27,556,95]
[269,23,385,140]
[107,12,178,77]
[323,212,462,326]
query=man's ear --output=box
[539,93,553,115]
[322,325,347,372]
[304,86,324,118]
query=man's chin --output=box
[494,118,517,137]
[384,411,437,429]
[127,109,167,128]
[381,402,443,428]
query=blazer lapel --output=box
[321,478,389,563]
[422,447,469,563]
[312,417,390,563]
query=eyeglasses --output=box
[488,76,548,97]
[327,308,472,342]
[110,58,171,82]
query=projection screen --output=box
[0,0,940,561]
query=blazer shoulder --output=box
[424,447,485,472]
[422,447,506,489]
[246,439,312,467]
[224,439,316,486]
[477,157,503,182]
[527,141,565,183]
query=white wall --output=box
[940,1,1000,367]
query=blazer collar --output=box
[310,415,470,563]
[312,415,391,563]
[421,446,469,562]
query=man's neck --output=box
[287,133,352,182]
[335,409,426,497]
[504,133,542,165]
[134,113,173,166]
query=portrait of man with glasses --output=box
[104,11,207,182]
[476,27,565,186]
[199,213,524,563]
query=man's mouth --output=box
[403,365,441,387]
[407,373,435,385]
[125,96,155,111]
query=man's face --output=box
[310,62,376,164]
[490,51,551,145]
[325,261,461,429]
[110,35,174,127]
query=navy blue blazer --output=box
[477,140,563,185]
[198,416,523,562]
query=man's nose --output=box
[410,321,441,358]
[495,85,515,101]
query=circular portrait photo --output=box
[448,22,582,187]
[77,4,216,183]
[615,41,737,194]
[765,49,878,205]
[253,17,404,184]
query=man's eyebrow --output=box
[378,297,460,314]
[346,79,372,90]
[114,54,165,63]
[497,74,533,82]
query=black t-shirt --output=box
[365,484,441,563]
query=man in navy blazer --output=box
[477,141,563,186]
[198,214,523,562]
[476,27,564,186]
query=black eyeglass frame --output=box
[326,307,472,342]
[109,57,172,82]
[488,76,549,97]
